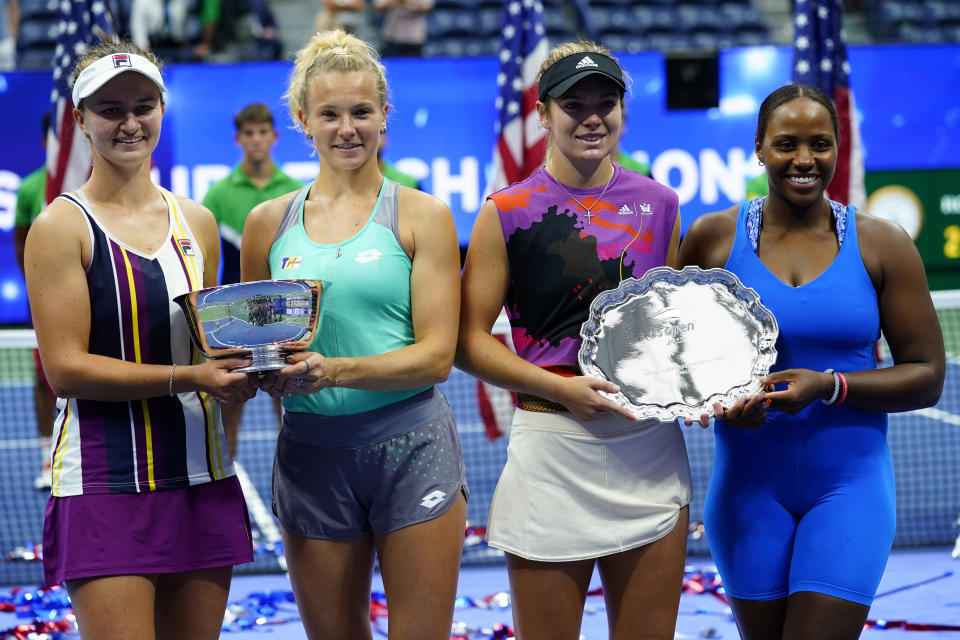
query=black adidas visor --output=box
[537,52,626,102]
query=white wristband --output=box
[821,368,840,405]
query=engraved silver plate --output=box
[578,266,778,420]
[175,279,323,373]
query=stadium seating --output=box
[423,0,773,57]
[14,0,58,70]
[867,0,960,42]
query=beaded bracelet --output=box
[168,364,177,396]
[836,371,849,405]
[822,368,841,405]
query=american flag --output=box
[46,0,114,204]
[489,0,549,192]
[792,0,864,208]
[479,0,548,439]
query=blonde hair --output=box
[536,40,631,106]
[285,29,388,133]
[70,35,164,109]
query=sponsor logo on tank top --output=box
[355,249,383,264]
[618,203,652,216]
[177,238,194,255]
[420,490,447,509]
[279,256,302,270]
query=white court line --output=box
[0,437,43,450]
[238,429,280,441]
[233,460,287,572]
[0,430,284,449]
[915,406,960,427]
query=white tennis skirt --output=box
[486,409,692,562]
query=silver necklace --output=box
[547,168,614,225]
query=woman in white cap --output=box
[24,36,257,639]
[457,39,690,639]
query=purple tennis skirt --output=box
[42,475,253,587]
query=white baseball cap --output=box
[72,52,166,106]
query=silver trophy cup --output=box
[175,279,323,373]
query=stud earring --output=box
[758,158,764,166]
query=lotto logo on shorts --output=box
[280,256,302,270]
[420,490,447,509]
[112,54,132,68]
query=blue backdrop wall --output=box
[1,44,959,323]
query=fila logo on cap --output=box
[575,55,599,69]
[112,54,132,68]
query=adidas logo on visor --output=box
[575,55,599,69]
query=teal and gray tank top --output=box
[269,179,429,416]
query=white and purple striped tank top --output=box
[49,188,234,496]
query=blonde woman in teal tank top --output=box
[240,29,466,640]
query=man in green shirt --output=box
[615,149,652,178]
[746,170,769,200]
[14,112,56,490]
[378,134,422,189]
[203,102,303,286]
[202,103,302,455]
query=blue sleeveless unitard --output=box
[705,198,895,606]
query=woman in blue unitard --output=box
[679,83,945,639]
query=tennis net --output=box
[1,291,959,585]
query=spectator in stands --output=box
[456,40,690,639]
[679,83,945,640]
[240,28,466,638]
[248,0,283,59]
[0,0,16,70]
[315,0,375,43]
[129,0,190,53]
[615,147,652,177]
[14,112,55,490]
[202,102,302,455]
[745,168,768,199]
[195,0,282,61]
[372,0,433,58]
[615,112,653,177]
[23,36,256,638]
[378,134,421,189]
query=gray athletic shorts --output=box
[272,387,469,539]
